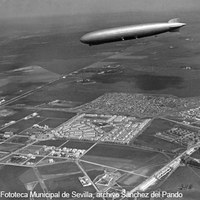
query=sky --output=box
[0,0,200,19]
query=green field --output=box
[131,118,187,153]
[82,143,170,176]
[34,139,67,147]
[44,172,96,200]
[63,140,95,150]
[153,166,200,200]
[0,165,37,199]
[0,142,24,153]
[38,161,81,175]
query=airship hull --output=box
[80,19,186,45]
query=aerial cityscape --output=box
[0,0,200,200]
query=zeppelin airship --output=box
[80,18,186,46]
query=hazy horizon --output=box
[0,0,200,19]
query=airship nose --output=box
[80,34,90,44]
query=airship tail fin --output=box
[168,18,186,32]
[168,18,180,23]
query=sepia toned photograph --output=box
[0,0,200,199]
